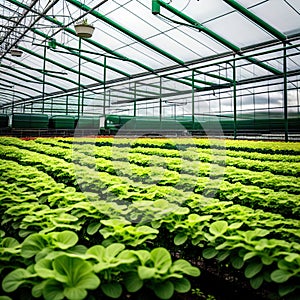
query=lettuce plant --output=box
[124,247,200,299]
[3,255,100,300]
[99,218,158,247]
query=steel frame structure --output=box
[0,0,299,140]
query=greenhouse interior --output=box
[0,1,300,300]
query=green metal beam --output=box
[0,63,67,92]
[165,76,204,90]
[66,0,185,66]
[5,57,86,89]
[183,77,215,86]
[133,82,137,117]
[0,83,16,89]
[154,0,282,75]
[31,29,131,77]
[18,46,103,84]
[112,88,160,98]
[159,77,162,122]
[194,70,234,83]
[246,56,282,75]
[136,82,179,93]
[103,56,107,116]
[152,0,160,15]
[223,0,286,41]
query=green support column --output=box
[103,56,107,117]
[81,91,84,115]
[159,77,162,124]
[283,43,288,142]
[42,42,47,113]
[66,95,69,115]
[233,57,237,139]
[174,103,176,119]
[134,82,137,117]
[78,37,82,118]
[108,90,111,110]
[192,70,195,127]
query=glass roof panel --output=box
[167,0,232,23]
[111,0,176,33]
[245,0,300,35]
[148,28,221,62]
[0,0,300,108]
[206,11,274,48]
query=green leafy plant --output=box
[99,218,158,247]
[125,247,200,299]
[2,255,100,300]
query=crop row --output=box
[47,136,300,156]
[0,139,299,219]
[1,147,299,240]
[2,155,300,240]
[21,137,300,176]
[0,156,300,299]
[1,155,299,242]
[89,145,300,194]
[1,138,299,195]
[126,146,300,177]
[0,159,201,299]
[34,136,300,164]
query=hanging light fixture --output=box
[74,19,95,38]
[10,46,23,57]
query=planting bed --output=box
[0,136,299,300]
